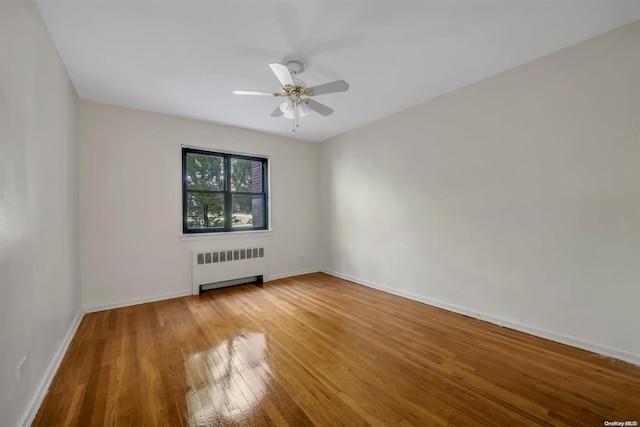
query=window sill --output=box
[179,230,273,242]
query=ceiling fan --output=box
[233,59,349,132]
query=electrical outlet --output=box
[16,356,27,381]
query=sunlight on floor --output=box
[185,333,268,426]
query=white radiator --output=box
[192,247,267,294]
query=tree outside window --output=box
[183,148,268,233]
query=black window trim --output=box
[182,147,269,234]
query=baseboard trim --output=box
[84,290,192,313]
[18,309,85,427]
[84,270,323,313]
[320,269,640,366]
[83,270,323,312]
[268,268,320,281]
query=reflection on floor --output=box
[186,333,267,425]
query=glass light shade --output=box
[278,100,309,119]
[279,101,293,118]
[298,101,310,117]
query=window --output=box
[182,148,268,233]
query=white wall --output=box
[79,101,319,310]
[0,1,81,426]
[320,21,640,363]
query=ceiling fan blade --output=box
[307,80,349,96]
[233,90,276,96]
[306,99,334,116]
[270,105,283,117]
[269,63,294,88]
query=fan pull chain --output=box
[293,73,301,130]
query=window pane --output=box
[231,158,263,192]
[232,195,264,228]
[186,192,224,230]
[186,153,224,191]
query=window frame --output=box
[182,147,269,234]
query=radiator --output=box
[192,247,267,294]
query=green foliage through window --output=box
[182,148,268,233]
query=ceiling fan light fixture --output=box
[279,100,309,119]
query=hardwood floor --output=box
[33,273,639,426]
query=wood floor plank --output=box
[32,273,640,426]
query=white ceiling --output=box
[37,0,639,142]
